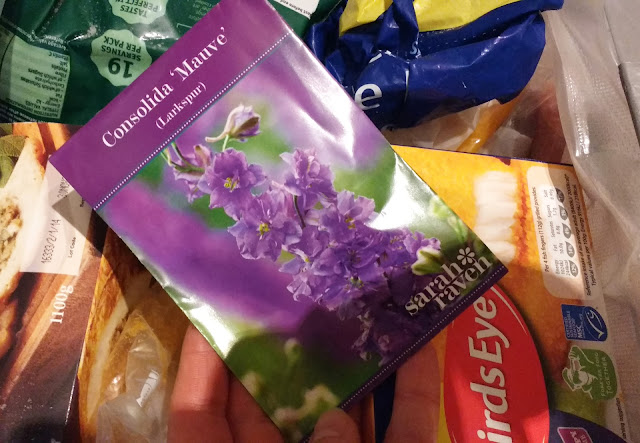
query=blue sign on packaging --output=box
[561,304,608,342]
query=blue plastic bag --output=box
[306,0,563,128]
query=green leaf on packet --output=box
[411,246,444,275]
[0,135,26,187]
[0,135,26,157]
[333,148,395,212]
[0,124,12,136]
[424,195,470,253]
[473,237,489,257]
[428,195,453,220]
[447,215,469,244]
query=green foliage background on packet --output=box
[226,333,379,440]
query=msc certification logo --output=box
[561,304,608,342]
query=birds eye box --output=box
[394,145,630,443]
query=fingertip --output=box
[385,343,440,443]
[182,324,214,354]
[310,409,360,443]
[397,341,436,380]
[227,377,283,442]
[171,325,228,413]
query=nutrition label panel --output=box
[527,166,597,300]
[0,26,70,119]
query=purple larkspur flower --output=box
[172,145,212,202]
[307,227,387,311]
[282,226,331,303]
[405,231,440,257]
[380,229,441,271]
[206,105,261,143]
[281,148,337,211]
[286,268,324,302]
[102,182,316,332]
[280,225,330,275]
[312,227,384,281]
[199,148,265,219]
[310,191,376,242]
[378,229,412,270]
[353,312,417,364]
[228,188,301,261]
[353,298,427,364]
[289,270,367,316]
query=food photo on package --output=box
[0,123,107,442]
[48,0,508,440]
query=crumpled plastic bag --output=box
[383,35,568,161]
[381,103,489,150]
[306,0,563,129]
[95,312,171,443]
[545,0,640,438]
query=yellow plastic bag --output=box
[340,0,520,34]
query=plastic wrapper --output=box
[545,0,640,439]
[305,0,562,129]
[605,0,640,140]
[95,312,170,442]
[0,0,339,125]
[74,229,189,442]
[383,40,569,162]
[382,103,489,151]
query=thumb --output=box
[310,409,361,443]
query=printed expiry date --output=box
[57,177,71,200]
[41,219,61,264]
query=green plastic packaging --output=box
[0,0,337,125]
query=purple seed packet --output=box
[50,0,507,440]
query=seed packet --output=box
[0,123,106,442]
[0,0,338,125]
[50,0,506,440]
[390,146,630,442]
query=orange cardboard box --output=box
[395,146,630,442]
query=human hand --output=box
[168,325,282,443]
[168,325,438,443]
[308,341,438,443]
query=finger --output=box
[346,400,362,430]
[310,409,360,443]
[384,343,440,443]
[168,325,233,443]
[359,394,376,443]
[227,376,283,443]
